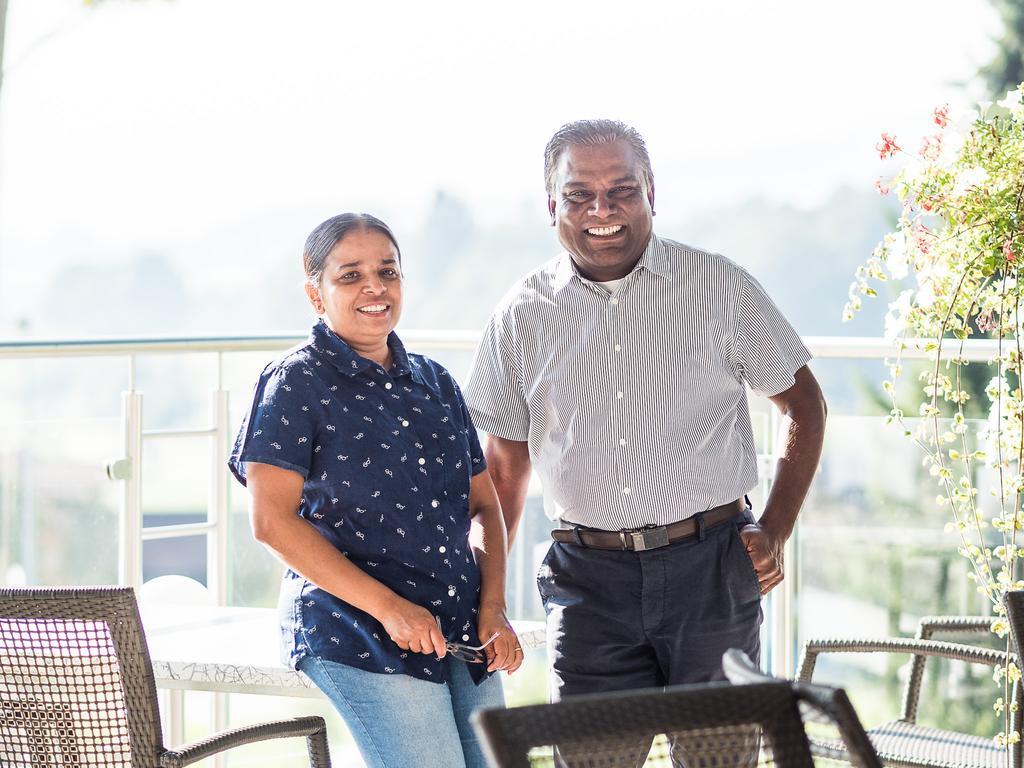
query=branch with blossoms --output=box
[846,83,1024,748]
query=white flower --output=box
[884,232,908,279]
[950,107,979,132]
[997,86,1023,119]
[938,129,965,165]
[885,289,914,340]
[951,166,989,198]
[915,281,937,309]
[901,157,926,185]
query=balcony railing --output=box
[0,331,999,700]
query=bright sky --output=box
[0,0,1002,323]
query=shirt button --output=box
[438,546,446,553]
[431,500,439,508]
[623,487,631,495]
[611,297,619,305]
[402,420,410,427]
[418,458,426,465]
[385,382,393,390]
[619,438,627,446]
[616,391,624,399]
[614,344,621,352]
[462,634,470,642]
[448,588,456,596]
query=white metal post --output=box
[163,689,185,747]
[211,353,231,768]
[766,405,797,678]
[0,450,14,580]
[208,386,230,607]
[118,389,144,589]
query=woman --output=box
[228,213,520,768]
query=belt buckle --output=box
[629,525,670,552]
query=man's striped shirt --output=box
[464,233,811,530]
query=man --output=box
[465,120,826,707]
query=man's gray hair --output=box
[543,119,653,195]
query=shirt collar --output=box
[552,232,670,296]
[309,320,423,385]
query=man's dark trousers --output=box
[540,512,765,768]
[538,509,763,765]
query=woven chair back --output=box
[473,680,818,768]
[0,586,164,767]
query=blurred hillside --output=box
[13,185,893,342]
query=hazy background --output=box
[2,3,1024,757]
[0,0,1003,341]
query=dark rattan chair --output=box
[784,591,1024,768]
[472,659,882,768]
[0,585,331,767]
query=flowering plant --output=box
[845,83,1024,745]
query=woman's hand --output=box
[378,596,447,657]
[478,603,522,674]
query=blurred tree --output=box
[980,0,1024,95]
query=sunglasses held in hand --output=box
[435,617,500,663]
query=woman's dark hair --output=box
[303,213,402,286]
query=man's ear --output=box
[647,181,656,216]
[304,281,324,314]
[547,196,556,226]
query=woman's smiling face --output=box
[306,227,403,352]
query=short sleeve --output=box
[451,379,487,476]
[228,363,319,485]
[735,271,812,396]
[464,310,529,442]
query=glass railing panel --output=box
[142,534,209,586]
[137,353,220,432]
[0,415,121,586]
[798,413,995,735]
[141,436,210,527]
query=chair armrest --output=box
[916,615,992,640]
[159,715,330,768]
[797,637,1009,683]
[799,637,1013,726]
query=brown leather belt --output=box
[551,498,746,552]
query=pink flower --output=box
[874,177,891,196]
[911,220,935,255]
[1005,241,1017,263]
[977,309,998,333]
[876,132,901,159]
[919,134,943,161]
[933,104,950,128]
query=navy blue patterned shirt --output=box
[229,320,489,685]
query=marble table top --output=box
[141,603,546,698]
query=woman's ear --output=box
[304,281,324,314]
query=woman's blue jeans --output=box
[299,655,505,768]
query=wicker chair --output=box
[472,660,881,768]
[0,586,331,767]
[776,591,1024,768]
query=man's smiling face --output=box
[547,139,655,281]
